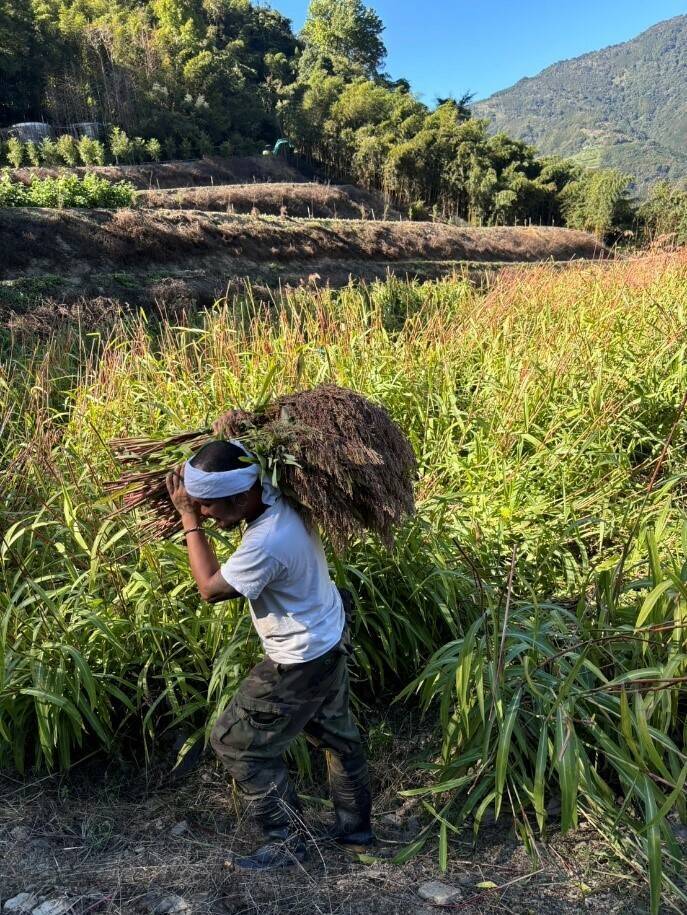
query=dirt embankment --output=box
[1,209,608,320]
[138,182,397,219]
[8,156,306,190]
[1,208,606,277]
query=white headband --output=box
[184,440,280,505]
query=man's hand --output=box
[212,408,248,440]
[165,466,241,604]
[165,467,200,524]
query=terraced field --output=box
[137,181,397,219]
[1,156,607,323]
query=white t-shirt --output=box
[219,498,345,664]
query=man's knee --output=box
[306,712,364,758]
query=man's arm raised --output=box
[165,468,241,603]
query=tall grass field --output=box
[3,254,687,911]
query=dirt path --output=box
[0,749,644,915]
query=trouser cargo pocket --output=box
[235,695,293,731]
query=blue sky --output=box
[270,1,687,102]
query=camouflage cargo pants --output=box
[210,591,371,836]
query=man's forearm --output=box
[181,513,238,601]
[182,512,219,587]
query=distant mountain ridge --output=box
[473,16,687,193]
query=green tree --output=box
[560,168,633,239]
[25,140,40,166]
[179,135,194,159]
[39,136,60,165]
[0,0,44,123]
[146,137,162,161]
[301,0,386,78]
[109,127,132,164]
[0,0,642,236]
[78,136,105,166]
[196,130,214,156]
[638,180,687,244]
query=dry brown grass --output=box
[7,156,305,190]
[138,182,396,219]
[0,208,607,278]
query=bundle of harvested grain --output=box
[106,384,416,549]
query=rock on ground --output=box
[417,880,464,906]
[144,894,190,914]
[31,900,72,915]
[3,894,38,914]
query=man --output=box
[165,438,374,871]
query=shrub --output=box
[56,134,79,167]
[408,199,426,220]
[79,172,136,206]
[25,141,40,167]
[38,137,60,166]
[0,173,135,207]
[0,172,28,204]
[78,136,105,166]
[6,137,24,168]
[146,138,162,162]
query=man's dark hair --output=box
[189,440,247,472]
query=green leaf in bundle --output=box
[252,361,279,411]
[635,579,673,631]
[392,832,430,865]
[439,820,448,872]
[619,687,642,764]
[634,692,670,778]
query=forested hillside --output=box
[0,1,684,237]
[474,15,687,193]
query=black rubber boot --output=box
[327,750,376,849]
[327,819,376,850]
[229,776,308,872]
[230,826,308,871]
